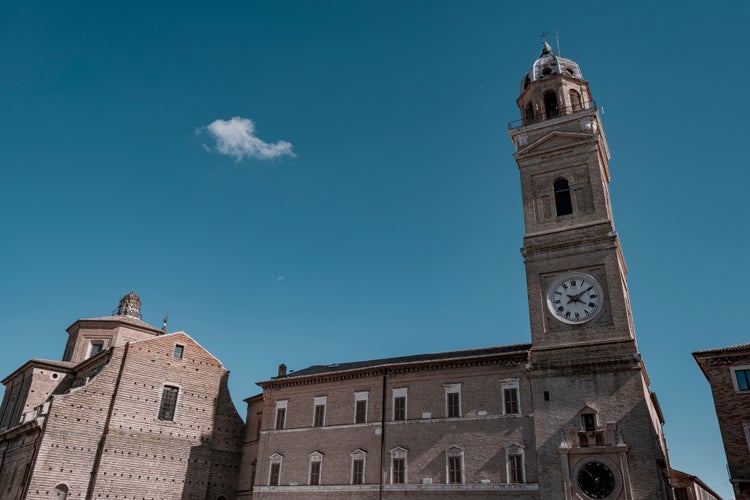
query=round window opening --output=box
[52,373,58,379]
[541,66,552,76]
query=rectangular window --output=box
[89,341,104,358]
[445,383,461,418]
[158,385,179,421]
[173,344,184,359]
[352,458,365,485]
[275,405,287,430]
[448,456,462,484]
[355,399,367,424]
[393,388,407,421]
[447,392,460,418]
[392,458,405,484]
[501,378,521,416]
[736,369,750,391]
[504,388,518,414]
[313,404,325,427]
[313,396,327,427]
[508,454,523,483]
[309,461,321,485]
[269,463,281,486]
[394,397,406,421]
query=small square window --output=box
[173,345,184,359]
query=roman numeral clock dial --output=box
[546,272,604,325]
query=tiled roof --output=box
[280,343,531,379]
[693,342,750,355]
[2,358,76,384]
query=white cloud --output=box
[201,116,296,161]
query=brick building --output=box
[235,42,679,499]
[0,292,244,499]
[694,343,750,499]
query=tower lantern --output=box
[115,291,142,319]
[516,42,592,128]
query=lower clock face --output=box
[573,457,620,499]
[546,272,604,325]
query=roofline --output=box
[128,331,227,369]
[693,343,750,355]
[258,344,531,389]
[243,393,263,404]
[66,316,164,336]
[2,359,74,385]
[670,468,722,498]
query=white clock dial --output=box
[546,272,604,324]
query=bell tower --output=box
[508,42,673,498]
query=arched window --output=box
[523,75,531,89]
[524,103,534,125]
[54,484,69,500]
[544,90,559,118]
[569,90,582,112]
[554,179,573,216]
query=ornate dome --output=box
[520,41,583,93]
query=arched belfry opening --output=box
[544,90,559,119]
[554,179,573,216]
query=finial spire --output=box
[162,313,168,333]
[115,291,142,319]
[540,40,553,57]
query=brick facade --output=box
[695,344,750,499]
[0,295,244,499]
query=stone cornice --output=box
[258,350,530,390]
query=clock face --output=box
[546,272,603,324]
[576,460,616,499]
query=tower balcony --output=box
[508,100,597,130]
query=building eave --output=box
[258,344,531,389]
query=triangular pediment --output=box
[515,131,593,156]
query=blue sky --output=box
[1,1,747,496]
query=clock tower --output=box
[508,42,673,498]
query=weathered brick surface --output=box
[0,317,244,500]
[695,348,750,499]
[244,357,539,498]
